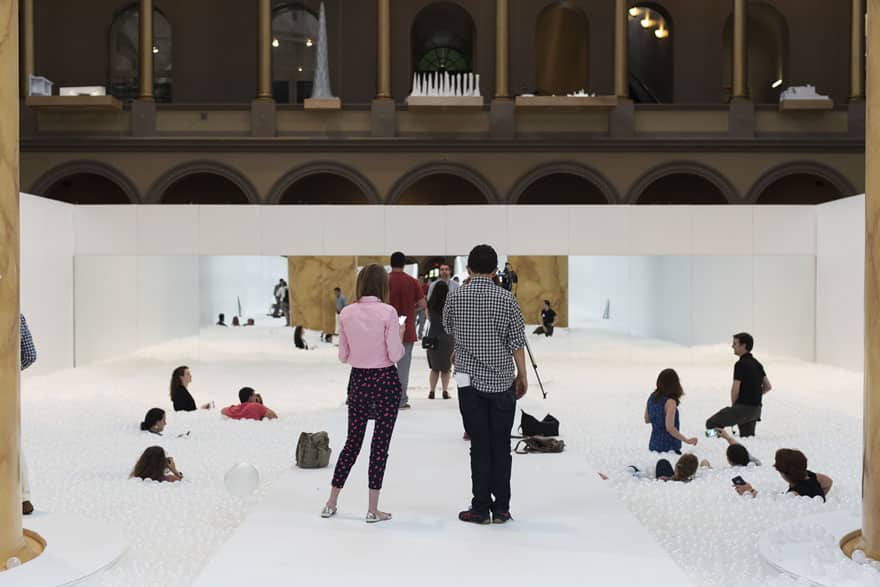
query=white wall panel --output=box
[384,207,446,255]
[506,206,569,254]
[75,205,137,255]
[74,256,139,365]
[198,206,262,255]
[445,206,508,255]
[136,256,200,349]
[629,206,693,255]
[324,206,385,254]
[690,256,754,346]
[691,206,753,256]
[137,206,199,255]
[260,206,323,255]
[754,256,816,362]
[753,206,816,255]
[568,206,630,255]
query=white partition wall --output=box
[19,194,75,374]
[19,196,866,372]
[816,195,865,371]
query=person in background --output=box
[20,314,37,515]
[232,316,241,327]
[244,318,255,326]
[388,251,426,410]
[221,387,278,420]
[331,287,347,342]
[217,313,228,327]
[294,325,309,350]
[735,449,832,500]
[645,368,698,454]
[706,332,772,437]
[322,264,405,523]
[130,446,183,482]
[426,281,454,400]
[427,263,460,300]
[654,453,701,482]
[170,366,212,411]
[273,279,287,318]
[532,300,556,336]
[499,262,518,294]
[416,277,429,340]
[141,408,167,434]
[443,244,528,525]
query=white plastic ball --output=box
[852,549,867,564]
[224,463,259,497]
[5,556,21,569]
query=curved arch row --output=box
[146,161,260,204]
[29,160,141,204]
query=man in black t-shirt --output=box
[705,332,772,437]
[532,300,556,337]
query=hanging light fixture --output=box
[640,9,657,29]
[152,45,159,54]
[771,79,783,88]
[629,7,642,17]
[654,21,669,39]
[306,38,313,47]
[297,66,303,72]
[272,38,280,48]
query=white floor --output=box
[18,325,877,586]
[192,400,691,587]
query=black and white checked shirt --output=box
[442,276,526,394]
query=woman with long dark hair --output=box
[140,408,166,434]
[644,368,697,453]
[425,280,454,399]
[130,446,183,482]
[169,366,211,412]
[322,264,405,523]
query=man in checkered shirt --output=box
[443,244,528,525]
[20,314,37,516]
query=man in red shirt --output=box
[388,251,427,409]
[221,387,278,420]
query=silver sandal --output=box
[321,506,337,518]
[365,511,392,524]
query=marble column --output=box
[732,0,749,99]
[20,0,33,97]
[0,0,23,562]
[138,0,153,100]
[495,0,508,98]
[505,256,568,329]
[852,0,867,100]
[863,0,880,559]
[257,0,272,101]
[613,0,628,98]
[377,0,391,99]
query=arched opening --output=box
[637,174,728,205]
[160,174,251,205]
[271,3,319,104]
[398,174,489,205]
[756,174,847,205]
[279,173,370,204]
[627,3,673,103]
[722,3,788,103]
[411,3,475,75]
[42,174,132,204]
[518,174,608,205]
[535,2,589,95]
[109,4,173,102]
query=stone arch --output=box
[387,162,499,205]
[146,160,260,204]
[535,2,590,95]
[411,2,477,75]
[267,162,380,204]
[627,161,739,204]
[746,161,858,205]
[29,160,140,203]
[508,162,618,204]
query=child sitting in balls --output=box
[130,446,183,482]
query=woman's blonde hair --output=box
[356,264,389,302]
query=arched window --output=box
[411,3,475,74]
[535,2,589,95]
[722,3,789,103]
[627,3,673,103]
[109,5,173,102]
[272,3,319,104]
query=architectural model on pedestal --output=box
[409,72,481,97]
[305,2,339,109]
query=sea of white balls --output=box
[18,326,880,586]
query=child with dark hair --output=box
[734,449,832,500]
[140,408,166,434]
[644,368,698,453]
[131,446,182,482]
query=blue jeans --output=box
[458,385,516,515]
[396,342,414,406]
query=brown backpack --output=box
[514,436,565,454]
[295,431,332,468]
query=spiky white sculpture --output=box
[310,3,335,99]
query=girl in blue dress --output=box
[645,368,698,453]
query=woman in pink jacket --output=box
[322,264,406,523]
